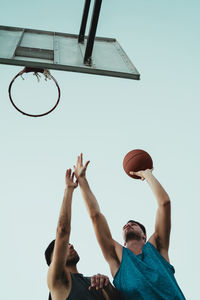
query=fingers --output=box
[104,276,109,287]
[66,169,75,180]
[77,153,85,167]
[99,275,105,289]
[89,275,98,290]
[129,171,136,175]
[72,172,77,185]
[76,155,80,167]
[129,171,142,177]
[72,172,78,187]
[95,275,100,289]
[67,153,89,182]
[89,275,96,291]
[66,169,78,186]
[129,170,141,176]
[84,160,90,169]
[77,153,83,167]
[89,274,109,291]
[129,171,141,177]
[74,154,89,176]
[129,171,145,181]
[66,168,72,177]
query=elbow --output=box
[90,211,101,221]
[161,198,171,207]
[56,224,71,237]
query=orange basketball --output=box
[123,149,153,179]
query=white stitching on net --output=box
[43,69,51,81]
[33,70,51,82]
[20,69,52,82]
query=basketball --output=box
[123,149,153,179]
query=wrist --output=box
[78,176,87,183]
[143,169,153,180]
[65,186,75,192]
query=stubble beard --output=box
[125,231,142,243]
[66,254,80,267]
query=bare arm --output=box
[89,273,121,300]
[103,283,121,300]
[78,177,121,265]
[130,169,171,259]
[74,154,121,276]
[48,169,78,288]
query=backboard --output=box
[0,25,140,80]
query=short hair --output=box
[127,220,146,236]
[45,240,55,266]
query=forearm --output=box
[103,283,121,300]
[57,187,74,233]
[78,177,101,218]
[145,172,170,206]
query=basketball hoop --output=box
[8,67,61,117]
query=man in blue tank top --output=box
[73,153,186,300]
[45,168,121,300]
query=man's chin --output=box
[125,232,141,242]
[66,255,80,266]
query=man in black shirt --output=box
[45,169,120,300]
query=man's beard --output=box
[66,254,80,266]
[125,231,142,243]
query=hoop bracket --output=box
[78,0,103,66]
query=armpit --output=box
[60,270,70,287]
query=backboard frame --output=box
[0,25,140,80]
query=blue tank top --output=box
[113,242,186,300]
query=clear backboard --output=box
[0,25,140,80]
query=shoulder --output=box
[148,232,164,252]
[148,233,158,248]
[147,235,170,263]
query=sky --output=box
[0,0,200,299]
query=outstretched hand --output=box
[65,168,78,189]
[129,168,153,181]
[89,273,110,291]
[73,153,90,180]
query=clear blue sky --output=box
[0,1,199,299]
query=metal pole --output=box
[78,0,91,44]
[84,0,102,66]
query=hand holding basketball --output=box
[123,149,153,179]
[73,153,90,179]
[129,169,153,181]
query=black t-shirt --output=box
[49,273,106,300]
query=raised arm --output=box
[74,154,121,276]
[47,169,78,289]
[130,169,171,261]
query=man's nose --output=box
[126,224,132,229]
